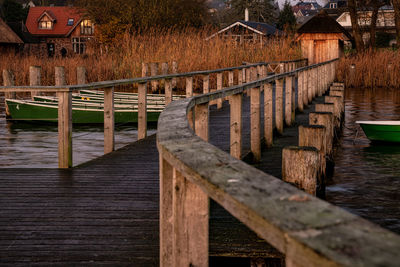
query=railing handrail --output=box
[0,59,309,92]
[157,58,400,266]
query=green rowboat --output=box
[356,121,400,143]
[6,99,161,124]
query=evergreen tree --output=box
[228,0,278,24]
[1,0,28,22]
[276,0,296,32]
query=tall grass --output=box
[0,28,301,86]
[337,49,400,89]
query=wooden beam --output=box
[285,76,292,126]
[186,77,193,98]
[298,71,304,112]
[104,87,115,154]
[251,86,261,161]
[203,75,209,94]
[172,61,178,88]
[138,82,147,140]
[58,91,72,168]
[165,79,173,106]
[275,79,284,135]
[29,66,41,99]
[230,93,242,159]
[217,72,223,109]
[264,83,273,147]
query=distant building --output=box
[24,6,94,57]
[0,18,24,54]
[292,0,321,14]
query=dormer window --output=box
[39,16,53,29]
[80,19,94,35]
[329,3,337,8]
[67,18,74,26]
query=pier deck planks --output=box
[0,97,279,266]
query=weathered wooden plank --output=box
[186,76,193,98]
[264,83,273,147]
[57,91,72,168]
[217,72,223,109]
[230,93,242,159]
[138,82,147,140]
[165,79,173,106]
[203,75,210,94]
[275,79,284,134]
[285,75,293,126]
[104,87,115,154]
[251,86,261,161]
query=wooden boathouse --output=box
[1,59,400,266]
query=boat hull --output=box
[6,99,160,124]
[357,121,400,143]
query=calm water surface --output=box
[327,88,400,234]
[0,98,156,168]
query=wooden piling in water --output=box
[285,75,293,126]
[165,79,173,106]
[77,66,86,85]
[298,71,304,112]
[282,146,320,195]
[172,61,178,88]
[251,85,261,162]
[2,69,15,117]
[150,63,159,93]
[264,83,273,147]
[275,79,284,135]
[186,77,193,98]
[230,93,242,159]
[217,72,223,109]
[29,66,41,99]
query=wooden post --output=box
[291,75,295,123]
[285,75,292,126]
[195,103,209,141]
[230,93,242,159]
[187,108,194,130]
[161,62,169,75]
[55,66,66,86]
[172,168,208,267]
[275,79,284,134]
[142,63,149,77]
[309,112,334,158]
[172,61,178,88]
[76,66,86,84]
[308,69,313,104]
[217,72,223,109]
[237,69,243,85]
[228,71,234,87]
[138,82,147,140]
[160,155,173,267]
[251,86,261,161]
[58,91,72,168]
[298,125,327,194]
[203,75,209,94]
[165,79,173,106]
[3,69,15,117]
[246,67,251,83]
[104,87,114,154]
[150,62,159,93]
[298,71,304,112]
[186,77,193,98]
[282,146,320,195]
[303,69,309,107]
[264,83,273,147]
[29,66,41,99]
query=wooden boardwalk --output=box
[0,97,282,266]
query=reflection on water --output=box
[327,88,400,234]
[0,100,156,168]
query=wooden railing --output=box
[0,59,307,168]
[156,59,400,266]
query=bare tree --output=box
[348,0,365,51]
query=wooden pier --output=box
[1,59,400,266]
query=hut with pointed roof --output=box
[0,18,24,54]
[296,10,352,64]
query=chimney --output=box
[245,8,249,21]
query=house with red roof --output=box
[25,6,94,57]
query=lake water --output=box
[326,87,400,234]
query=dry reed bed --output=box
[337,49,400,89]
[0,29,301,88]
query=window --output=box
[39,16,53,29]
[80,19,94,35]
[72,37,88,54]
[329,3,337,8]
[67,18,74,26]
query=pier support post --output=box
[150,62,159,93]
[298,71,304,112]
[29,66,41,99]
[282,146,320,195]
[217,72,223,109]
[275,79,284,135]
[308,69,313,104]
[285,75,293,126]
[251,86,261,161]
[172,61,178,88]
[58,90,72,168]
[104,87,115,154]
[230,93,242,159]
[264,83,273,147]
[165,79,173,106]
[302,69,308,107]
[228,71,234,87]
[160,155,173,267]
[186,77,193,98]
[138,82,147,140]
[2,69,15,117]
[77,66,86,85]
[309,112,334,158]
[203,75,209,94]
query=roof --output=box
[292,1,321,13]
[25,6,83,36]
[323,0,348,8]
[297,10,352,40]
[0,18,24,44]
[206,20,280,40]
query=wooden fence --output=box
[156,58,400,266]
[0,59,307,168]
